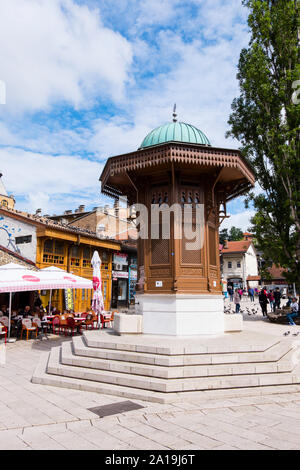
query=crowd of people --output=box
[227,286,299,326]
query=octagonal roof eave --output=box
[100,141,255,185]
[138,139,211,151]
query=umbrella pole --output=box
[8,292,12,339]
[49,289,52,314]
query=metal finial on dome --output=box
[172,103,177,122]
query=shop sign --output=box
[113,253,128,266]
[112,271,129,279]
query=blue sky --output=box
[0,0,255,229]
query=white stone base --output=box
[135,293,224,336]
[224,314,243,332]
[114,313,143,335]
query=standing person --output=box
[34,294,42,309]
[286,297,299,326]
[259,289,268,316]
[234,289,241,313]
[268,290,275,312]
[248,287,255,302]
[238,288,243,301]
[228,286,233,302]
[274,288,281,311]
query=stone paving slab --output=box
[1,324,300,449]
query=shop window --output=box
[43,239,65,265]
[1,200,8,207]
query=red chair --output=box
[82,313,94,330]
[52,315,60,334]
[100,311,114,329]
[66,317,78,336]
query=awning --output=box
[0,263,92,293]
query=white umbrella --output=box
[40,266,93,313]
[91,251,104,328]
[0,263,93,337]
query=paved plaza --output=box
[1,299,300,450]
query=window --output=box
[228,262,232,269]
[43,239,65,265]
[16,235,32,244]
[83,246,91,267]
[70,246,80,267]
[237,261,241,268]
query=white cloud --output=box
[0,147,103,213]
[220,209,256,232]
[0,0,253,214]
[0,0,133,114]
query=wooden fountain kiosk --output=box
[100,115,255,336]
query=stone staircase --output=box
[32,330,300,403]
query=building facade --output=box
[221,237,259,291]
[0,206,121,312]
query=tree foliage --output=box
[219,227,245,244]
[227,0,300,285]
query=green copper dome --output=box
[139,121,211,149]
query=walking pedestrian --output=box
[228,287,233,302]
[234,289,241,313]
[268,290,275,312]
[248,287,255,302]
[259,289,268,316]
[274,288,281,311]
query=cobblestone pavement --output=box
[1,313,300,450]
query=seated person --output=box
[0,305,9,317]
[286,297,299,326]
[19,305,31,318]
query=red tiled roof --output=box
[221,240,252,254]
[266,264,287,280]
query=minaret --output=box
[0,173,15,209]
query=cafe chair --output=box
[82,313,94,330]
[66,317,78,336]
[21,319,37,340]
[52,315,60,335]
[100,311,114,329]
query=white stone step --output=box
[64,341,294,379]
[74,335,292,367]
[46,345,300,393]
[32,351,172,403]
[32,350,300,404]
[83,330,279,355]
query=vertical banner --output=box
[64,288,74,311]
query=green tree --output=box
[219,228,229,245]
[219,227,244,244]
[229,226,245,241]
[227,0,300,286]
